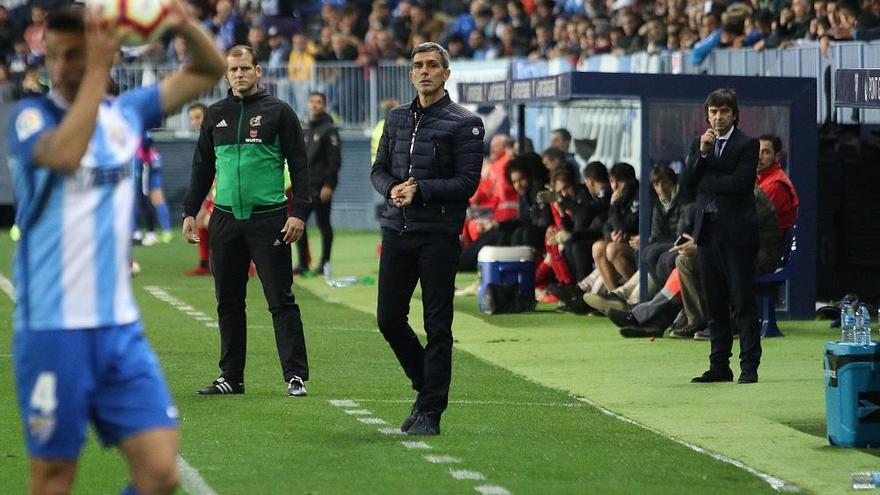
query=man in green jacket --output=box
[182,44,311,398]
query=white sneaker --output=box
[287,376,307,397]
[142,231,158,246]
[454,279,480,297]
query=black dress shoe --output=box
[619,326,664,338]
[400,403,420,432]
[690,369,734,383]
[669,323,707,339]
[405,411,441,436]
[607,308,637,328]
[738,371,758,384]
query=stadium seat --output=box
[755,225,798,338]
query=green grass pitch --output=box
[0,229,878,494]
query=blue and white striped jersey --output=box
[8,86,162,331]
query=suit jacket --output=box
[681,127,759,246]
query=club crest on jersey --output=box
[250,115,262,127]
[28,412,56,444]
[15,108,44,141]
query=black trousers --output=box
[209,209,309,383]
[377,230,460,415]
[697,218,760,374]
[295,197,333,270]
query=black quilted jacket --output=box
[370,92,484,235]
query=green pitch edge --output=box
[297,240,879,495]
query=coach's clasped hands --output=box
[391,177,418,208]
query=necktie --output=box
[714,138,725,158]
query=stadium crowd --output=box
[0,0,877,102]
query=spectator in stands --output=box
[410,2,447,48]
[616,10,646,53]
[330,32,360,60]
[248,26,271,63]
[372,97,400,164]
[0,6,18,64]
[203,0,248,52]
[499,23,531,57]
[683,88,761,384]
[23,5,46,61]
[267,26,291,70]
[592,162,638,291]
[447,33,473,59]
[16,63,46,98]
[360,28,406,64]
[529,22,556,59]
[0,62,15,102]
[288,33,315,113]
[166,34,190,68]
[448,1,483,40]
[469,28,498,60]
[8,39,30,80]
[691,11,721,64]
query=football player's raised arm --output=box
[159,0,225,116]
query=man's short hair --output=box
[609,161,636,184]
[411,42,450,69]
[550,167,575,187]
[583,161,609,183]
[650,162,678,185]
[542,147,567,163]
[551,128,572,142]
[759,133,783,154]
[188,102,208,114]
[704,88,739,125]
[47,5,84,33]
[309,91,327,103]
[226,44,257,65]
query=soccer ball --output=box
[86,0,172,46]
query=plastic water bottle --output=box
[856,304,872,345]
[851,472,880,489]
[841,302,856,344]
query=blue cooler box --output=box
[477,246,535,314]
[824,342,880,447]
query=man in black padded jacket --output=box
[370,42,484,436]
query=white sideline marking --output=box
[425,455,461,464]
[357,417,388,425]
[401,441,432,450]
[450,470,486,480]
[344,409,373,415]
[378,428,405,435]
[342,398,579,408]
[177,455,220,495]
[575,397,799,493]
[330,400,359,407]
[144,286,220,330]
[0,273,16,302]
[0,279,218,495]
[474,485,512,495]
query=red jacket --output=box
[756,162,799,231]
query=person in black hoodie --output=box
[294,91,341,275]
[592,162,639,291]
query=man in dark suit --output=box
[682,88,761,384]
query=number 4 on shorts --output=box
[30,372,58,415]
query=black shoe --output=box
[286,376,308,397]
[400,403,420,432]
[693,329,710,341]
[549,284,590,314]
[670,323,707,339]
[690,369,734,383]
[197,377,244,395]
[738,371,758,384]
[619,325,664,338]
[607,308,637,328]
[405,411,441,436]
